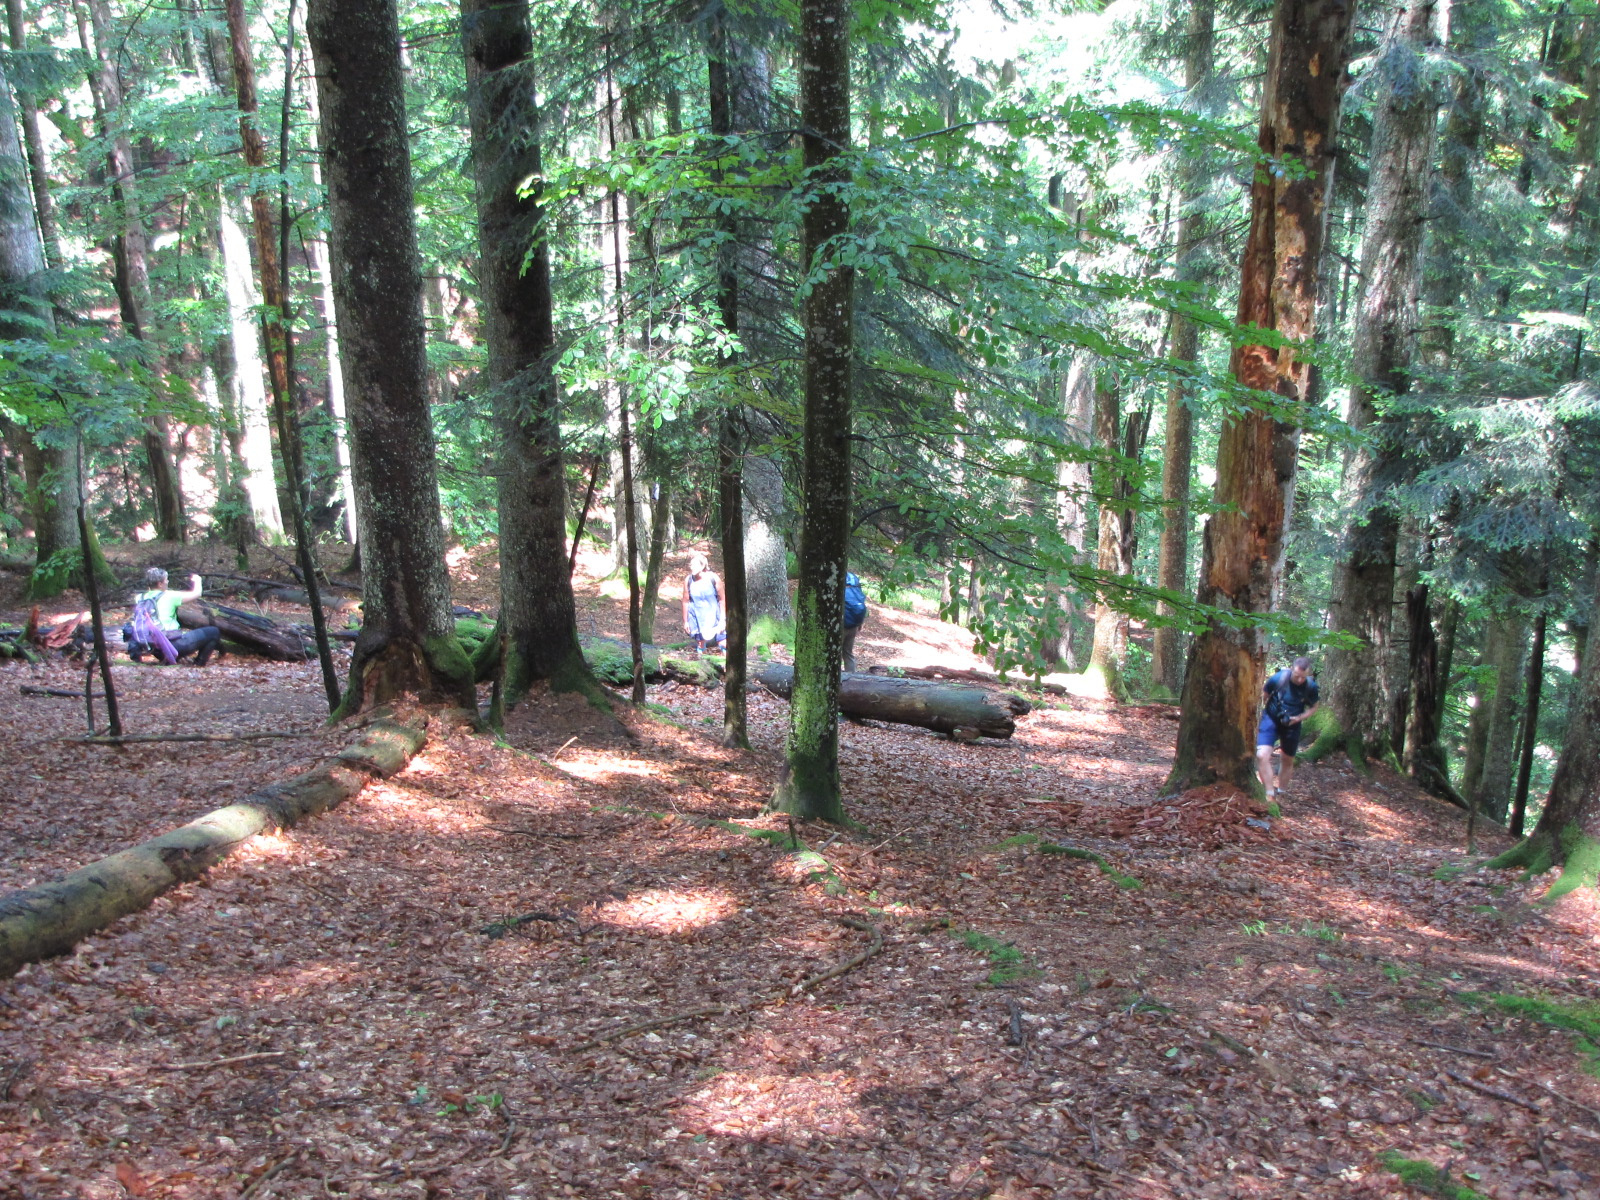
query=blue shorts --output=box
[1257,713,1302,757]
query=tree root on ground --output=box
[572,916,884,1051]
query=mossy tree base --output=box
[1483,825,1600,904]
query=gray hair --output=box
[145,567,169,588]
[1293,656,1312,671]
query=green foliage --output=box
[1037,841,1142,889]
[1460,992,1600,1075]
[953,928,1037,986]
[1378,1151,1489,1200]
[747,615,795,649]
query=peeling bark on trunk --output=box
[1166,0,1354,795]
[308,0,474,714]
[460,0,596,714]
[1153,0,1215,697]
[1322,0,1440,764]
[770,0,852,823]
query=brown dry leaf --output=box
[114,1161,150,1196]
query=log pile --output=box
[752,663,1027,739]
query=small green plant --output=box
[955,928,1038,985]
[710,820,805,851]
[1383,961,1415,983]
[1240,920,1270,937]
[1378,1151,1488,1199]
[1265,800,1282,818]
[1293,921,1343,942]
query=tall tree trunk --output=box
[1320,0,1441,764]
[293,8,356,545]
[4,0,61,269]
[1460,623,1492,800]
[743,448,791,621]
[1510,611,1548,836]
[1403,584,1460,803]
[0,55,103,597]
[1487,591,1600,901]
[1088,374,1149,696]
[1166,0,1355,795]
[770,0,852,822]
[710,7,750,748]
[638,481,670,643]
[1473,612,1530,824]
[217,191,285,539]
[82,0,185,543]
[1043,355,1094,669]
[1152,0,1215,697]
[307,0,474,713]
[460,0,596,712]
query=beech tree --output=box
[307,0,474,713]
[1165,0,1356,794]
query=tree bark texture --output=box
[1089,375,1149,695]
[743,450,792,620]
[754,664,1024,740]
[84,0,185,543]
[216,192,285,539]
[1166,0,1355,795]
[0,720,425,980]
[1152,0,1215,696]
[1402,584,1462,805]
[1323,0,1440,763]
[460,0,595,712]
[1473,612,1529,824]
[1488,592,1600,899]
[1510,612,1547,836]
[771,0,852,822]
[307,0,474,713]
[4,0,60,269]
[1042,355,1095,668]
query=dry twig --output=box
[1410,1037,1495,1059]
[240,1151,298,1200]
[1444,1069,1541,1113]
[156,1051,289,1072]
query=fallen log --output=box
[866,662,1063,698]
[579,635,720,687]
[177,601,311,661]
[0,718,425,980]
[752,663,1025,739]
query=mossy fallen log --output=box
[752,663,1024,739]
[176,601,311,661]
[0,718,425,981]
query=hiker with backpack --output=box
[1257,655,1319,803]
[681,552,727,654]
[842,571,868,673]
[123,568,222,666]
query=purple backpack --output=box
[131,595,178,664]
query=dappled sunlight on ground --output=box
[595,886,739,934]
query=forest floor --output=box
[2,542,1600,1200]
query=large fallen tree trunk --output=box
[752,663,1026,739]
[0,717,426,980]
[177,600,311,661]
[866,662,1067,697]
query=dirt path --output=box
[2,554,1598,1198]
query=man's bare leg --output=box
[1256,746,1278,796]
[1277,753,1296,796]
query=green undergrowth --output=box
[1457,991,1600,1075]
[1241,919,1343,942]
[954,928,1038,986]
[990,832,1142,888]
[748,615,796,649]
[1378,1151,1488,1200]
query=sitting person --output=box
[123,568,221,666]
[681,552,727,654]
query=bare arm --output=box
[172,574,204,602]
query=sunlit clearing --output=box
[680,1070,873,1140]
[236,830,298,861]
[404,755,444,775]
[555,754,666,784]
[595,887,737,934]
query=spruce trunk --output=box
[1166,0,1354,794]
[307,0,474,713]
[770,0,853,822]
[1322,0,1441,764]
[460,0,596,712]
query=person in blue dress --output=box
[1256,656,1319,803]
[680,552,726,654]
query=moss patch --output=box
[1038,842,1142,889]
[1378,1151,1488,1200]
[954,928,1038,986]
[1459,992,1600,1075]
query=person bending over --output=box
[1256,656,1319,803]
[124,568,222,666]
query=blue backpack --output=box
[843,573,868,628]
